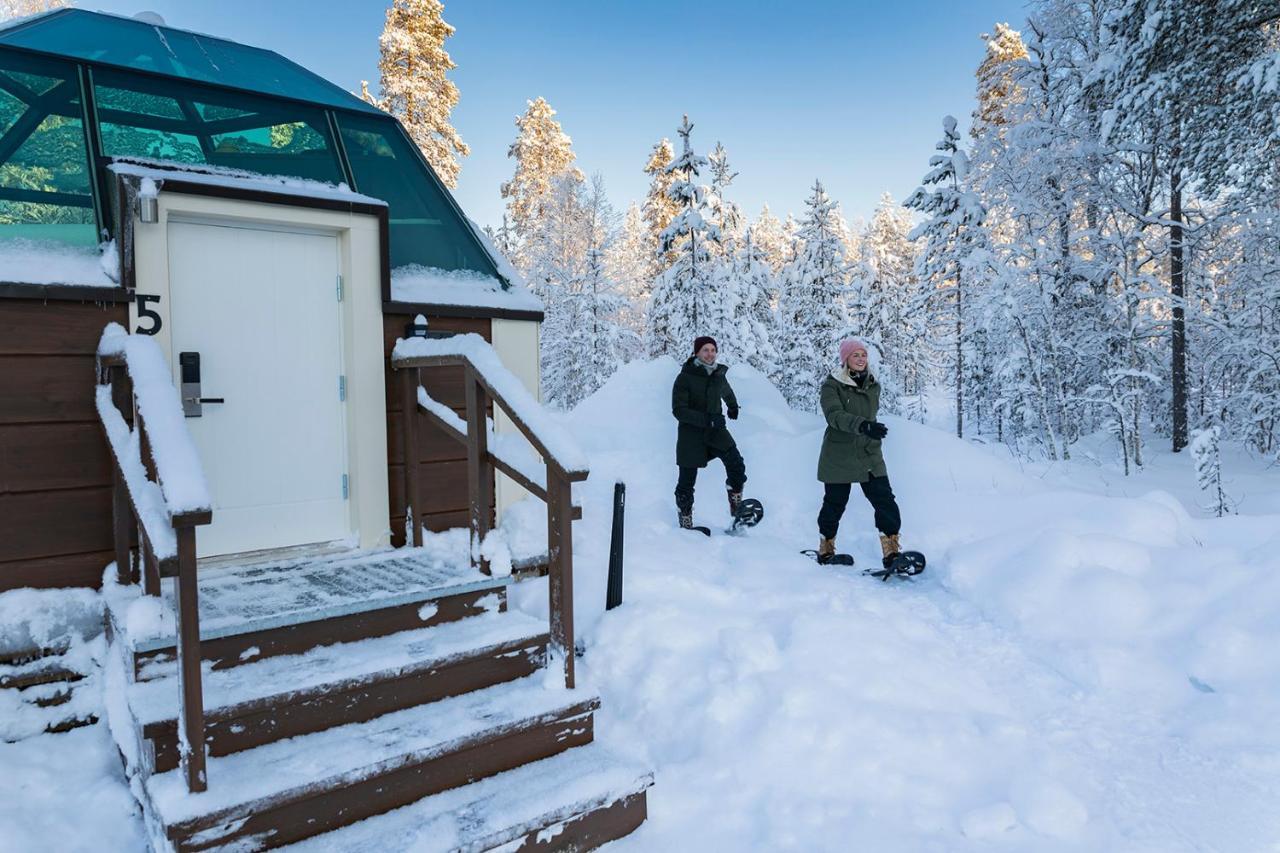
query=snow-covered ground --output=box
[512,358,1280,852]
[2,358,1277,851]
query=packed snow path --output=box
[509,359,1280,852]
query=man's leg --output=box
[714,445,747,514]
[675,466,698,525]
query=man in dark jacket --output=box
[672,336,746,530]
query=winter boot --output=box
[727,490,743,517]
[818,537,837,564]
[679,511,695,530]
[879,533,901,569]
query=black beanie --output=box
[693,335,718,355]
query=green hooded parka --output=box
[816,370,888,483]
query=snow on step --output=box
[145,674,600,826]
[127,609,548,728]
[131,549,505,650]
[284,741,652,853]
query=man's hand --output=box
[708,414,726,430]
[858,420,888,439]
[727,407,739,421]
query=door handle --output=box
[179,352,219,417]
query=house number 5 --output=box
[135,294,162,335]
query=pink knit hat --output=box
[839,338,869,367]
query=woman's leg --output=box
[817,482,853,539]
[859,475,901,535]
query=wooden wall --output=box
[382,313,494,546]
[0,301,500,586]
[0,297,129,590]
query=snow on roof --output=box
[394,332,586,474]
[109,159,386,207]
[390,265,542,313]
[0,238,117,287]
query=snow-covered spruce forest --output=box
[484,1,1280,482]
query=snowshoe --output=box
[727,498,764,534]
[801,549,855,566]
[679,512,712,537]
[864,550,927,581]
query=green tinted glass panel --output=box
[338,113,496,275]
[94,68,345,184]
[0,50,96,246]
[0,9,381,116]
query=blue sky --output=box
[85,0,1031,229]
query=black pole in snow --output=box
[605,481,625,610]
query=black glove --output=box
[858,420,888,439]
[708,414,726,430]
[727,407,739,421]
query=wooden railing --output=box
[95,325,212,794]
[392,334,587,688]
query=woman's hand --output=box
[858,420,888,439]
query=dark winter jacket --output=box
[672,357,739,468]
[817,369,888,483]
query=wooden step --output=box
[1,646,100,743]
[284,742,653,852]
[0,660,86,691]
[130,611,550,774]
[117,565,511,681]
[143,676,600,851]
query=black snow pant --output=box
[675,445,747,514]
[817,475,901,540]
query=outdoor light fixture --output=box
[137,191,158,224]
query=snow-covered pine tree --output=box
[707,141,744,254]
[906,116,988,438]
[1101,0,1280,452]
[372,0,469,188]
[646,116,723,359]
[730,227,781,379]
[1190,424,1229,517]
[775,180,850,413]
[853,193,925,419]
[501,97,583,253]
[642,138,679,281]
[485,214,517,260]
[751,204,791,274]
[542,176,635,409]
[605,201,652,351]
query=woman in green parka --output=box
[672,335,746,530]
[815,338,905,567]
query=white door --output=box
[167,220,349,558]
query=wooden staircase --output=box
[0,644,99,740]
[103,550,652,852]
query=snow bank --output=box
[506,356,1280,851]
[0,587,102,657]
[0,723,147,852]
[0,238,117,287]
[390,264,542,312]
